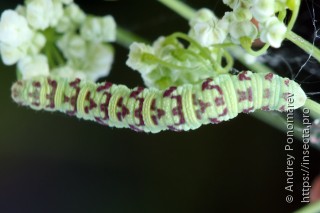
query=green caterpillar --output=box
[11,71,307,133]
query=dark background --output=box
[0,1,320,212]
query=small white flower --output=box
[15,5,26,16]
[50,0,64,27]
[229,21,258,44]
[57,43,114,81]
[223,0,252,9]
[83,43,114,81]
[55,3,86,33]
[189,8,228,46]
[218,12,236,32]
[189,8,218,27]
[223,0,240,9]
[56,33,87,60]
[0,10,33,47]
[26,0,53,30]
[190,22,227,46]
[260,17,287,48]
[0,43,26,65]
[233,7,252,21]
[251,0,275,22]
[17,54,50,79]
[126,42,157,74]
[66,3,86,24]
[28,32,46,55]
[80,15,116,43]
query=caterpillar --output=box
[11,71,307,133]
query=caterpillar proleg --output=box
[11,71,307,133]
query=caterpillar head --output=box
[291,80,307,109]
[11,80,25,105]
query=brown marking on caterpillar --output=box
[284,79,289,86]
[12,88,19,99]
[94,91,112,124]
[219,108,228,117]
[237,90,247,102]
[130,87,145,126]
[202,78,223,95]
[263,89,270,99]
[129,124,143,132]
[283,92,292,101]
[130,87,144,98]
[84,91,97,114]
[261,106,270,111]
[199,100,211,113]
[248,88,253,101]
[150,99,165,125]
[238,71,251,81]
[63,78,81,115]
[28,81,41,107]
[192,94,202,120]
[46,79,57,109]
[242,107,254,113]
[194,98,211,120]
[167,125,182,132]
[163,87,185,125]
[265,73,274,81]
[172,95,185,125]
[12,81,23,99]
[133,97,145,126]
[215,97,225,106]
[116,97,130,121]
[97,81,112,92]
[163,86,177,97]
[196,99,211,120]
[279,105,286,111]
[209,118,221,124]
[237,88,252,102]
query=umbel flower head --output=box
[126,33,232,89]
[126,0,300,89]
[0,0,116,82]
[189,0,298,52]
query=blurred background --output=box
[0,0,320,212]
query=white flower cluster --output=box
[0,0,116,81]
[126,35,219,89]
[189,0,294,49]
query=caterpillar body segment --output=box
[11,71,307,133]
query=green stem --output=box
[294,201,320,213]
[168,32,225,72]
[51,44,65,67]
[286,31,320,63]
[222,49,234,72]
[45,45,54,69]
[277,9,287,22]
[116,26,150,47]
[158,0,195,20]
[173,48,212,71]
[142,53,196,71]
[305,99,320,119]
[252,110,304,139]
[240,37,270,56]
[286,0,300,34]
